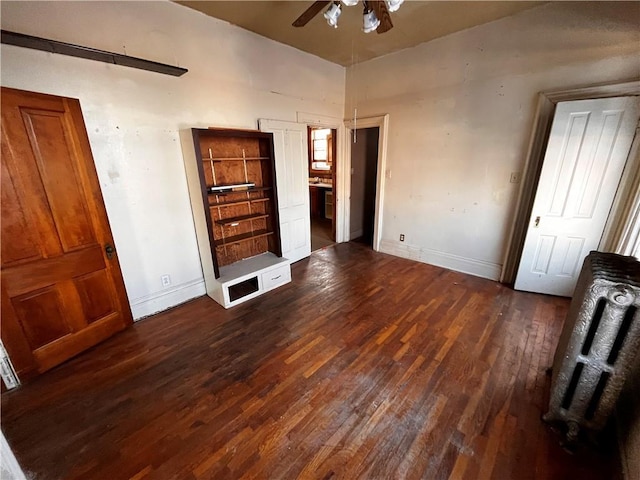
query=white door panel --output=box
[259,119,311,264]
[280,220,292,254]
[292,218,307,249]
[515,96,640,296]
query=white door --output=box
[515,96,640,297]
[259,119,311,263]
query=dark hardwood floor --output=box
[311,216,334,252]
[2,242,617,479]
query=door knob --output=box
[534,216,541,228]
[105,243,116,259]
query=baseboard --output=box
[350,229,363,240]
[379,240,502,281]
[130,278,206,320]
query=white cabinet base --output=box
[205,253,291,308]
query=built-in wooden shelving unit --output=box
[181,127,291,308]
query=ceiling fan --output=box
[293,0,404,34]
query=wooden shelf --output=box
[215,213,269,226]
[187,127,283,284]
[207,186,272,197]
[201,156,270,162]
[214,229,273,247]
[209,197,270,208]
[208,183,255,193]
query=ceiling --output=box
[177,1,546,66]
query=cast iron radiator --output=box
[543,251,640,443]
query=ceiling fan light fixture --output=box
[384,0,404,13]
[362,9,380,33]
[323,2,342,28]
[341,0,359,6]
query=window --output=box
[310,128,332,171]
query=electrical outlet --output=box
[510,172,521,184]
[400,234,405,242]
[161,274,171,287]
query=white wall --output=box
[1,1,345,318]
[345,2,640,280]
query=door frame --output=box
[344,114,390,251]
[297,112,348,243]
[605,122,640,256]
[501,79,640,284]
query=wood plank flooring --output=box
[1,242,618,479]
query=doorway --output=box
[350,127,380,246]
[514,96,640,296]
[309,126,337,251]
[502,80,640,292]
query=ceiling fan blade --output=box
[293,1,331,27]
[369,1,393,34]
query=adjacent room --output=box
[1,1,639,479]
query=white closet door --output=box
[515,96,640,296]
[259,119,311,263]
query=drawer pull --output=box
[271,275,281,280]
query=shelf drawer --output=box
[261,264,291,292]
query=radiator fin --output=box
[607,305,636,365]
[581,297,605,355]
[561,362,584,410]
[584,371,610,420]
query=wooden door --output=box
[259,119,311,263]
[1,87,133,381]
[514,96,640,296]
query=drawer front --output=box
[261,264,291,291]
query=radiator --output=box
[543,251,640,444]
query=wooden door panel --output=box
[2,246,105,297]
[0,152,41,265]
[1,287,35,375]
[75,270,117,323]
[1,87,133,381]
[2,100,63,260]
[32,313,124,373]
[22,109,96,251]
[12,286,71,350]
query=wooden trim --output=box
[603,126,640,255]
[501,79,640,284]
[500,94,555,284]
[1,30,188,77]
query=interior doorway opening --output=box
[501,80,640,286]
[350,127,379,247]
[309,126,337,252]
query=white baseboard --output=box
[130,278,206,320]
[379,240,502,281]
